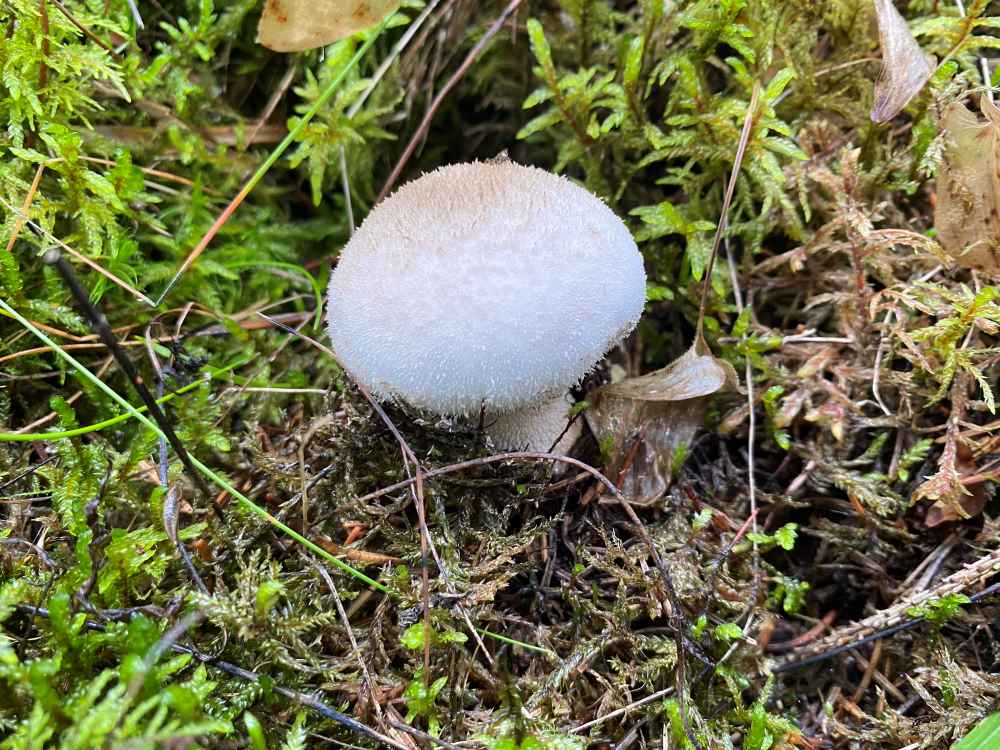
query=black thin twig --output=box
[0,455,57,493]
[43,249,216,508]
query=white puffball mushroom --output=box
[326,159,646,451]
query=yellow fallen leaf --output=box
[934,95,1000,271]
[257,0,399,52]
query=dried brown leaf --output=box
[934,96,1000,271]
[317,536,398,565]
[586,345,737,502]
[870,0,933,123]
[601,344,737,402]
[256,0,398,52]
[922,444,985,527]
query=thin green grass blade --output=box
[0,297,391,594]
[477,628,557,657]
[0,357,250,442]
[954,714,1000,750]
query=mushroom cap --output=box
[326,160,646,415]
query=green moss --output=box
[3,0,1000,747]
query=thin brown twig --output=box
[765,609,838,653]
[850,640,882,704]
[0,337,176,366]
[5,163,47,253]
[246,64,298,146]
[694,82,761,343]
[851,644,906,702]
[0,195,154,305]
[377,0,524,203]
[47,0,121,58]
[13,355,114,433]
[78,155,219,194]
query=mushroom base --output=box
[485,393,582,454]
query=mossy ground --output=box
[2,0,1000,748]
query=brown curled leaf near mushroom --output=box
[257,0,399,52]
[586,341,737,504]
[934,95,1000,273]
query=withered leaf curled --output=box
[870,0,933,123]
[257,0,399,53]
[934,96,1000,271]
[586,345,737,503]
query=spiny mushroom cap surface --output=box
[326,160,646,415]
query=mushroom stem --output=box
[486,393,582,453]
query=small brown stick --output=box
[0,195,153,305]
[541,470,591,494]
[765,610,838,653]
[377,0,524,203]
[0,337,177,366]
[694,82,761,342]
[689,86,763,696]
[6,316,99,342]
[852,646,906,702]
[246,64,298,146]
[47,0,121,58]
[78,156,217,193]
[5,163,47,253]
[850,640,883,704]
